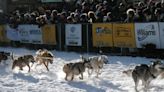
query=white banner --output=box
[18,25,42,44]
[65,24,82,46]
[135,23,160,48]
[6,25,20,41]
[159,22,164,49]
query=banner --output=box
[6,25,20,41]
[42,24,56,45]
[92,23,113,47]
[65,24,82,46]
[159,22,164,49]
[113,23,136,48]
[135,23,160,48]
[18,25,42,44]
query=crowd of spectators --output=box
[1,0,164,27]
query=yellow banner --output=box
[92,23,113,47]
[113,23,136,48]
[0,25,10,43]
[42,24,56,45]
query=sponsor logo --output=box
[96,27,112,36]
[30,30,41,34]
[70,27,75,33]
[68,26,77,37]
[66,26,81,46]
[115,27,131,37]
[19,28,28,36]
[137,24,156,41]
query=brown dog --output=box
[35,49,54,71]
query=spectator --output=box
[70,12,77,23]
[59,11,67,23]
[44,10,51,24]
[36,16,47,27]
[124,8,136,22]
[4,0,164,25]
[81,1,90,13]
[51,10,59,24]
[30,12,37,24]
[74,13,80,23]
[137,1,145,10]
[143,8,154,22]
[154,8,164,21]
[66,16,73,23]
[88,11,97,23]
[135,8,145,22]
[79,13,88,23]
[103,12,114,22]
[117,2,127,22]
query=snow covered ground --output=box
[0,47,164,92]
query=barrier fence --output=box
[0,22,164,53]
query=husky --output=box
[84,55,108,77]
[63,57,91,81]
[0,51,10,64]
[35,49,54,71]
[12,55,35,72]
[132,60,164,92]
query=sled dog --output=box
[63,57,91,81]
[84,55,108,77]
[132,60,164,92]
[35,49,54,71]
[0,51,10,64]
[12,55,35,72]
